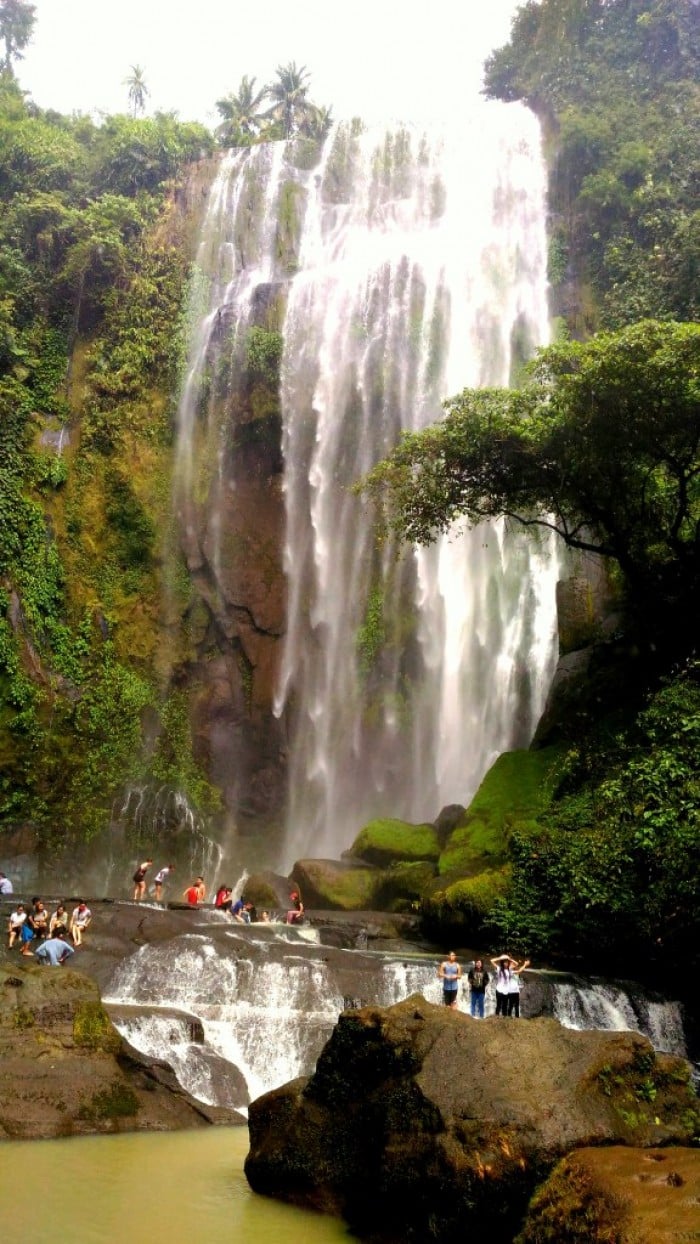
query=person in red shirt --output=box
[183,877,206,906]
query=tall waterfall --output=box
[174,108,560,863]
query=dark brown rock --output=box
[517,1147,700,1243]
[245,996,697,1242]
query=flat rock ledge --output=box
[245,995,698,1243]
[0,963,240,1140]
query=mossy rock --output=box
[349,818,440,868]
[374,860,438,912]
[292,859,381,911]
[439,747,564,876]
[73,1001,121,1054]
[422,866,512,939]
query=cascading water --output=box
[276,114,560,859]
[174,108,560,863]
[105,926,689,1109]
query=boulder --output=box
[245,996,697,1242]
[0,963,239,1140]
[349,817,440,868]
[291,858,381,910]
[517,1147,700,1244]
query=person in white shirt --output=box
[69,901,92,946]
[7,904,26,948]
[153,864,174,903]
[0,872,13,895]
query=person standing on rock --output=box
[467,958,490,1018]
[152,864,174,903]
[492,954,512,1015]
[506,956,530,1018]
[132,859,153,902]
[438,951,462,1009]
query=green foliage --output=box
[356,586,386,678]
[484,0,700,328]
[73,1001,121,1052]
[495,665,700,967]
[364,320,700,650]
[350,817,440,867]
[245,326,283,386]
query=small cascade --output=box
[552,979,687,1058]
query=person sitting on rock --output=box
[7,903,26,948]
[35,929,75,966]
[49,904,69,937]
[70,901,92,947]
[286,891,304,925]
[30,898,49,940]
[215,885,233,911]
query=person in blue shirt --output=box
[35,931,75,966]
[438,951,462,1009]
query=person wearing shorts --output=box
[438,951,462,1009]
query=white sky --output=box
[19,0,520,129]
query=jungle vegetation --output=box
[368,0,700,974]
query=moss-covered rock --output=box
[374,860,438,912]
[349,818,441,868]
[517,1147,700,1244]
[423,866,512,939]
[438,747,563,877]
[291,859,381,911]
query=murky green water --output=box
[0,1127,351,1243]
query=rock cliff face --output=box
[245,995,698,1243]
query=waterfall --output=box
[173,110,560,864]
[276,114,560,861]
[105,930,688,1109]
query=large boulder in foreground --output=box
[517,1146,700,1243]
[245,996,697,1243]
[0,963,238,1140]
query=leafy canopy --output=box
[363,320,700,632]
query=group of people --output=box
[437,951,531,1017]
[131,862,306,926]
[6,896,91,963]
[132,860,176,902]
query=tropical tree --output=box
[125,64,149,118]
[300,102,334,142]
[363,320,700,649]
[215,75,268,147]
[0,0,35,75]
[265,61,312,139]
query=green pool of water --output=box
[0,1126,351,1243]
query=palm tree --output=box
[215,75,268,147]
[300,103,334,143]
[125,65,149,118]
[0,0,36,75]
[265,61,312,140]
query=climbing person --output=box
[69,901,92,947]
[286,891,304,925]
[153,864,174,903]
[467,958,490,1018]
[491,954,512,1016]
[35,929,75,966]
[506,956,530,1017]
[0,871,13,894]
[132,859,153,902]
[7,903,26,948]
[438,950,462,1009]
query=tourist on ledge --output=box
[183,877,206,906]
[7,903,26,948]
[438,950,462,1009]
[153,863,175,903]
[70,901,92,947]
[35,929,75,966]
[132,859,153,902]
[0,871,13,894]
[286,891,304,925]
[467,958,490,1018]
